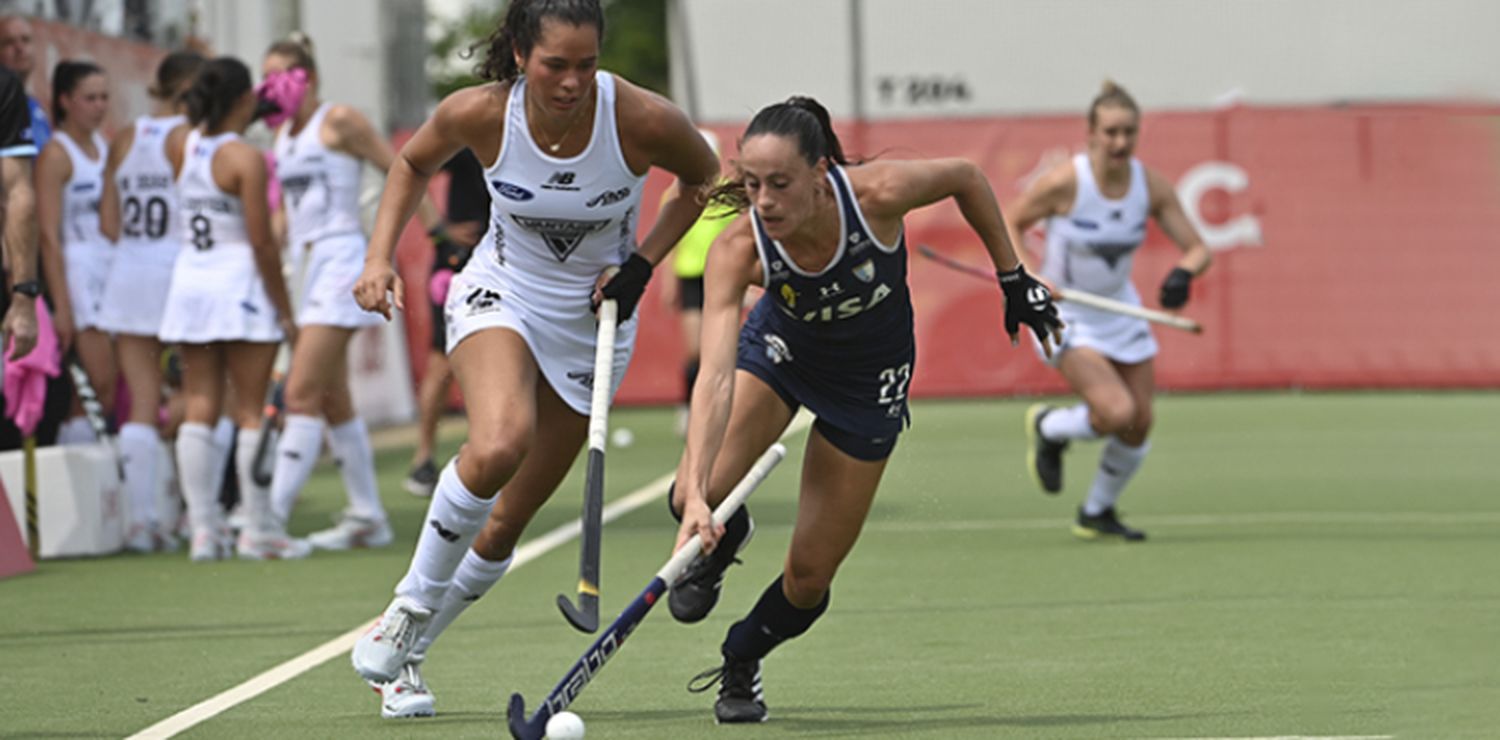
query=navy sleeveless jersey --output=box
[736,165,915,457]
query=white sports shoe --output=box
[236,531,314,560]
[189,527,232,562]
[307,511,394,551]
[124,524,157,554]
[353,596,432,683]
[370,662,435,719]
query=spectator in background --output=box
[0,16,50,150]
[0,14,68,452]
[2,63,39,363]
[404,148,490,497]
[656,128,731,435]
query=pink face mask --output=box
[255,68,309,128]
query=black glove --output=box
[431,231,473,272]
[997,265,1062,345]
[596,252,654,321]
[1159,267,1193,309]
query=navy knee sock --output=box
[723,575,829,661]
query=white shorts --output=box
[1035,302,1158,367]
[64,243,112,332]
[443,268,636,416]
[96,246,177,337]
[158,248,284,344]
[295,232,382,329]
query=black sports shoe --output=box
[1073,506,1146,541]
[403,459,437,498]
[1026,403,1068,494]
[688,650,767,724]
[669,511,754,623]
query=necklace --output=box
[527,84,593,154]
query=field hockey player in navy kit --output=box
[668,96,1062,723]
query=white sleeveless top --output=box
[273,102,364,246]
[1043,153,1150,301]
[54,130,108,249]
[115,114,185,264]
[177,130,250,264]
[475,73,645,310]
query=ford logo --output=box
[492,180,535,201]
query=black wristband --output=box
[11,280,41,298]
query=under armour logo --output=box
[429,519,460,543]
[819,281,844,300]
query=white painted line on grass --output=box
[1154,735,1394,740]
[857,510,1500,534]
[127,412,813,739]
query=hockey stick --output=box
[250,359,287,487]
[511,443,788,740]
[916,243,1204,334]
[66,359,125,480]
[23,435,38,559]
[558,297,618,633]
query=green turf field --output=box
[4,392,1497,739]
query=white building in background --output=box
[670,0,1500,122]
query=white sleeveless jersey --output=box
[473,73,646,314]
[177,130,251,265]
[54,130,108,248]
[1042,153,1150,302]
[273,103,364,246]
[115,114,186,263]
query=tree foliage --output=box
[429,0,668,101]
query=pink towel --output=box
[4,302,60,436]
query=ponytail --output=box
[1088,79,1140,129]
[708,95,850,212]
[183,56,252,130]
[472,0,604,83]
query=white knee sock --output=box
[57,416,97,445]
[269,414,325,524]
[1083,437,1151,516]
[118,422,162,530]
[1040,403,1099,443]
[412,548,512,661]
[395,460,496,610]
[175,423,222,533]
[236,429,276,537]
[327,417,385,522]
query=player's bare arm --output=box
[98,124,135,243]
[673,217,756,555]
[617,81,720,266]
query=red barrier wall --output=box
[396,103,1500,403]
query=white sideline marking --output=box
[858,510,1500,534]
[1156,736,1394,740]
[127,413,814,739]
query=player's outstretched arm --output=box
[354,86,498,318]
[673,216,755,556]
[1147,168,1211,309]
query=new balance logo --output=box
[465,287,503,316]
[429,519,460,543]
[567,370,595,389]
[542,171,579,191]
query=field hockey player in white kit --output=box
[345,0,718,718]
[160,57,307,561]
[97,51,206,552]
[35,60,115,446]
[258,36,447,549]
[1006,81,1212,541]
